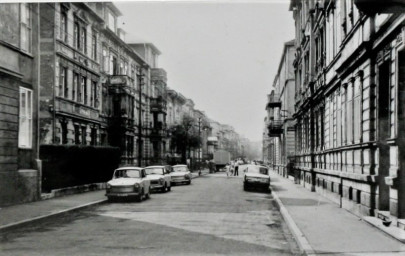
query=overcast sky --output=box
[116,0,295,141]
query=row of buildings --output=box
[264,0,405,231]
[0,2,247,206]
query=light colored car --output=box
[106,167,151,202]
[145,165,172,192]
[243,165,271,193]
[170,165,192,185]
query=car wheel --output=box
[137,189,144,202]
[145,188,151,199]
[168,185,171,191]
[107,196,114,202]
[187,180,191,185]
[244,184,248,191]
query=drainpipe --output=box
[36,3,42,199]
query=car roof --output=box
[115,166,143,171]
[145,165,165,168]
[173,165,187,167]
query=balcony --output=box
[354,0,405,14]
[150,97,167,113]
[266,94,281,109]
[150,123,167,139]
[109,75,135,95]
[267,120,283,137]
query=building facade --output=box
[0,3,41,206]
[38,2,161,167]
[290,0,405,226]
[266,40,296,177]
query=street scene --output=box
[2,0,405,255]
[0,171,300,256]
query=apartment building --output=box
[265,40,296,177]
[290,0,405,225]
[0,3,41,205]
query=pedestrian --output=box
[234,159,239,176]
[226,162,230,177]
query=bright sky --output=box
[116,0,295,141]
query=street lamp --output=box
[136,66,145,167]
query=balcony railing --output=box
[149,122,167,139]
[150,97,167,113]
[354,0,405,14]
[267,120,283,137]
[266,94,281,109]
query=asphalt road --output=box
[0,172,300,256]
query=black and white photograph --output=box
[1,0,405,255]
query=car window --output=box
[246,166,268,175]
[114,169,141,178]
[145,168,165,175]
[173,166,188,172]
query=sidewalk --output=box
[0,169,209,232]
[270,171,405,255]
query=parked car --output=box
[243,164,271,193]
[105,167,151,202]
[170,164,192,185]
[144,165,172,192]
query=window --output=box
[81,76,87,105]
[81,27,87,53]
[353,78,361,142]
[59,65,67,97]
[61,121,68,144]
[20,3,31,53]
[337,92,342,146]
[124,61,128,75]
[347,81,353,144]
[90,81,98,108]
[91,33,97,60]
[342,86,347,144]
[73,72,79,101]
[108,12,116,32]
[60,9,68,43]
[74,125,80,144]
[90,128,97,146]
[119,60,124,75]
[81,126,87,145]
[19,87,32,148]
[102,46,109,72]
[110,55,118,75]
[74,22,80,49]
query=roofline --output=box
[106,2,122,16]
[272,39,295,89]
[127,43,162,55]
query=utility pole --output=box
[137,67,144,167]
[198,117,201,169]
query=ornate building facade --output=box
[290,0,405,229]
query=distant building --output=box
[265,40,295,177]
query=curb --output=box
[271,189,316,256]
[0,199,107,233]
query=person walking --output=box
[234,159,239,176]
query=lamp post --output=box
[198,117,202,169]
[137,67,145,167]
